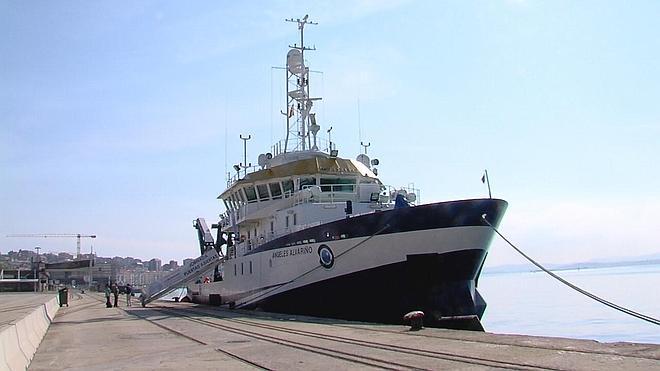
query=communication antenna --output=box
[286,14,318,30]
[240,134,252,176]
[357,96,362,149]
[283,15,321,153]
[224,100,228,183]
[327,126,333,151]
[361,141,371,155]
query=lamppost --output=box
[34,246,41,292]
[88,244,94,291]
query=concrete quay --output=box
[1,293,62,371]
[23,293,660,370]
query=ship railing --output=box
[293,184,357,206]
[269,138,334,156]
[382,184,421,205]
[226,164,262,188]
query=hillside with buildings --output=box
[0,248,196,291]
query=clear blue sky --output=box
[2,1,659,266]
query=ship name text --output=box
[272,246,313,259]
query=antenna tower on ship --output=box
[283,15,322,153]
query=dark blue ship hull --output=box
[241,198,508,330]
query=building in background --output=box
[58,252,74,261]
[0,249,180,290]
[116,269,165,287]
[148,258,161,272]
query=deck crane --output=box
[6,234,97,259]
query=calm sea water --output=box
[480,264,660,344]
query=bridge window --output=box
[299,177,316,190]
[236,189,247,204]
[282,179,294,195]
[293,213,297,225]
[231,193,242,207]
[241,262,244,275]
[257,184,270,201]
[249,261,252,274]
[269,182,283,199]
[244,186,257,203]
[228,195,238,210]
[320,177,356,192]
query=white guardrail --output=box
[0,294,60,371]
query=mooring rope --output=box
[481,214,660,326]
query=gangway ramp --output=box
[140,248,220,306]
[140,218,223,307]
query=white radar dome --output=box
[258,154,268,168]
[356,154,371,169]
[287,49,303,74]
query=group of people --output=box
[104,282,133,308]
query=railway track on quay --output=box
[128,303,565,371]
[180,304,660,363]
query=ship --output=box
[187,15,507,331]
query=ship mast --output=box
[283,15,322,153]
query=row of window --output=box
[241,214,296,249]
[223,177,357,211]
[232,256,281,276]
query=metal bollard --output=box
[403,310,425,331]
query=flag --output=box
[481,174,486,183]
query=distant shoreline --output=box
[483,258,660,275]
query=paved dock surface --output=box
[0,293,58,329]
[1,292,60,371]
[28,293,660,370]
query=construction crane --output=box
[6,234,97,259]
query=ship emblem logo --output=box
[318,244,334,269]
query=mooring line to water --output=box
[481,214,660,326]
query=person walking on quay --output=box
[104,284,112,308]
[111,282,119,307]
[126,283,132,307]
